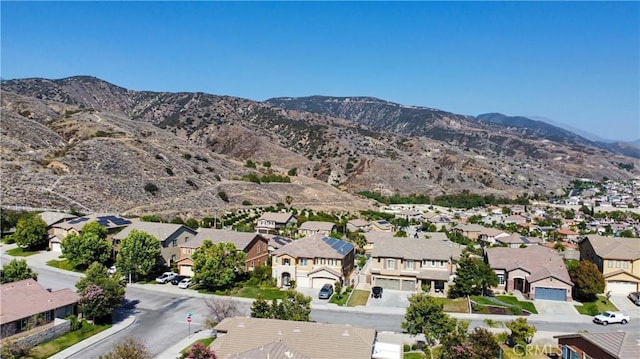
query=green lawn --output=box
[471,295,500,306]
[28,322,111,359]
[347,289,370,307]
[496,296,538,314]
[234,285,286,300]
[6,247,40,257]
[329,289,352,306]
[181,337,215,355]
[434,297,470,313]
[404,352,427,359]
[46,259,77,271]
[575,296,618,316]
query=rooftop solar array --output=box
[521,237,530,244]
[322,236,354,255]
[377,220,389,225]
[67,217,89,225]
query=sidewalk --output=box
[49,315,136,359]
[157,328,216,359]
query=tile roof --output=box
[257,212,296,223]
[486,245,572,285]
[496,234,542,245]
[53,213,132,231]
[372,235,460,261]
[224,341,309,359]
[0,279,79,323]
[272,234,354,259]
[186,229,266,251]
[347,219,369,227]
[38,211,77,227]
[555,331,640,359]
[113,220,195,241]
[298,221,336,231]
[213,317,376,359]
[583,235,640,260]
[454,223,486,232]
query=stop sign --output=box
[187,316,192,323]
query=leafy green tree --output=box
[12,213,48,249]
[99,337,152,359]
[116,230,161,282]
[439,320,472,359]
[402,293,457,345]
[569,260,605,301]
[619,229,635,238]
[192,241,246,289]
[506,318,536,347]
[76,262,125,323]
[250,290,312,321]
[62,222,111,269]
[0,209,24,234]
[468,327,500,358]
[449,253,497,298]
[1,259,38,284]
[250,296,272,318]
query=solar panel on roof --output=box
[322,237,354,255]
[521,237,530,244]
[68,217,89,224]
[111,218,131,226]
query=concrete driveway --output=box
[367,289,412,308]
[535,299,580,317]
[609,295,640,318]
[296,287,327,305]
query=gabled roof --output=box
[582,235,640,260]
[213,317,376,359]
[0,279,79,323]
[496,234,542,245]
[298,221,336,231]
[186,228,266,251]
[480,227,508,237]
[454,223,486,232]
[265,235,293,250]
[555,331,640,359]
[486,245,572,285]
[273,234,354,259]
[557,228,579,235]
[113,220,196,241]
[372,235,460,261]
[347,219,369,227]
[225,341,309,359]
[53,213,132,231]
[38,211,77,227]
[257,212,296,223]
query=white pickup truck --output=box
[593,311,630,326]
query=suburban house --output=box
[38,211,78,252]
[370,234,461,293]
[485,245,573,301]
[503,214,527,225]
[264,235,293,253]
[0,279,79,339]
[176,229,269,276]
[255,212,297,235]
[297,221,336,237]
[272,234,355,288]
[495,234,543,248]
[346,219,371,232]
[477,227,510,246]
[370,220,394,232]
[362,231,397,255]
[451,223,486,241]
[112,221,197,266]
[555,331,639,359]
[579,235,640,295]
[394,209,422,221]
[50,213,131,240]
[556,229,580,243]
[212,317,377,359]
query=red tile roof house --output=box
[485,245,573,301]
[555,331,640,359]
[176,229,269,276]
[0,279,79,342]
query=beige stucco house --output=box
[579,235,640,295]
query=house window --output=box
[406,260,414,270]
[422,259,428,267]
[608,260,613,268]
[386,259,395,269]
[497,274,505,286]
[171,254,176,263]
[332,259,337,266]
[185,236,189,243]
[616,260,621,268]
[431,260,436,267]
[250,261,255,269]
[172,239,177,247]
[623,261,629,269]
[439,261,445,268]
[300,258,307,266]
[282,258,290,266]
[257,245,261,254]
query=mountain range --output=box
[1,76,638,218]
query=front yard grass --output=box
[27,322,111,359]
[329,287,352,306]
[180,337,215,356]
[46,259,77,271]
[496,296,538,314]
[575,295,618,316]
[7,247,40,257]
[347,289,370,307]
[434,297,469,313]
[201,284,286,300]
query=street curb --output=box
[49,315,136,359]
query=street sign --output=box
[187,316,192,323]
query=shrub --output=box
[183,153,192,160]
[245,160,256,168]
[403,344,411,352]
[165,167,174,176]
[144,183,159,195]
[218,191,229,202]
[288,168,297,176]
[242,200,252,206]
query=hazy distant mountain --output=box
[1,77,638,216]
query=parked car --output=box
[107,266,117,275]
[593,311,629,326]
[171,275,188,285]
[371,286,383,299]
[178,278,192,289]
[156,272,177,284]
[628,292,640,306]
[318,283,334,299]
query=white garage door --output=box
[296,276,310,288]
[607,281,636,295]
[375,277,401,290]
[51,242,62,252]
[312,277,335,289]
[179,265,194,277]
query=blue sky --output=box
[2,1,639,141]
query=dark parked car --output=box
[171,275,188,285]
[318,284,334,299]
[371,286,383,298]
